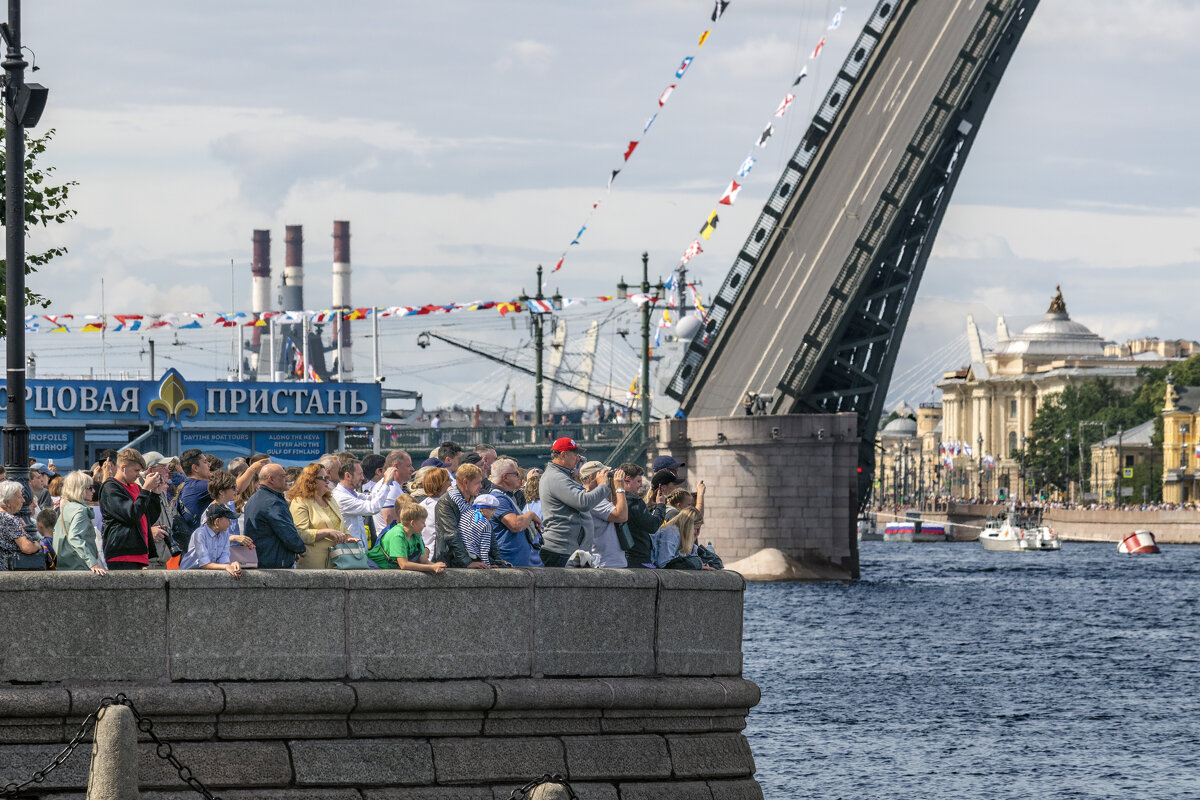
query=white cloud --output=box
[495,40,555,73]
[1026,0,1200,60]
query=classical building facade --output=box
[1162,376,1200,504]
[1089,419,1158,503]
[937,288,1188,499]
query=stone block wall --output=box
[0,570,762,799]
[649,414,860,579]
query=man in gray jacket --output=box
[539,437,622,567]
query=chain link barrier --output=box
[0,693,221,800]
[507,773,578,800]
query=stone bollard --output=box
[86,704,139,800]
[528,780,571,800]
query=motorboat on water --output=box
[857,516,884,542]
[1118,530,1161,554]
[979,508,1061,552]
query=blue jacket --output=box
[243,486,306,568]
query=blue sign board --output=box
[180,432,254,464]
[0,368,381,426]
[30,430,76,469]
[253,432,326,463]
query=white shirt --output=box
[419,496,439,559]
[589,499,627,568]
[332,480,391,542]
[371,481,410,535]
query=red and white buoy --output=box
[1118,530,1161,554]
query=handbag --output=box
[229,544,258,569]
[11,551,47,570]
[615,522,634,552]
[330,541,373,570]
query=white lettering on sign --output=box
[271,390,289,415]
[80,386,98,412]
[120,388,138,412]
[248,389,268,414]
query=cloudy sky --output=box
[15,0,1200,412]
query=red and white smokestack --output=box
[282,225,304,311]
[332,220,353,380]
[250,230,271,365]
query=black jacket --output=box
[434,490,472,567]
[623,495,660,568]
[99,478,163,560]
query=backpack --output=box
[170,495,198,554]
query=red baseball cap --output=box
[551,437,583,453]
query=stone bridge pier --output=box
[649,414,860,581]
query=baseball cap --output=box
[551,437,583,453]
[578,461,606,479]
[651,455,685,473]
[142,451,170,469]
[472,494,500,509]
[30,462,53,476]
[419,457,447,469]
[650,470,681,490]
[460,452,483,466]
[205,502,236,521]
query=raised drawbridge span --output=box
[666,0,1039,492]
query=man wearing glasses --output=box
[487,457,543,566]
[538,438,612,568]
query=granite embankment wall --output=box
[926,504,1200,544]
[649,414,860,580]
[0,570,762,799]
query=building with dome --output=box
[936,287,1193,500]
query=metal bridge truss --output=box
[774,0,1040,497]
[665,0,904,404]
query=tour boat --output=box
[883,521,947,542]
[1118,530,1161,554]
[979,517,1020,551]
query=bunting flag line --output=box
[673,5,849,272]
[551,2,735,274]
[718,180,741,205]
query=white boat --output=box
[979,510,1061,552]
[857,516,884,542]
[1118,530,1161,554]
[883,521,947,542]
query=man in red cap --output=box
[538,437,612,567]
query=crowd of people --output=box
[0,436,721,576]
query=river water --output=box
[743,541,1200,799]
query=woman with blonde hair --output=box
[287,463,354,569]
[54,471,106,574]
[418,468,451,560]
[650,507,715,570]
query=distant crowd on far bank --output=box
[0,437,722,576]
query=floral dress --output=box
[0,510,32,569]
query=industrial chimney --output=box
[250,230,271,375]
[282,225,304,311]
[332,220,353,380]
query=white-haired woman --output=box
[53,471,106,574]
[0,480,43,570]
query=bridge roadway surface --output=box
[688,0,989,418]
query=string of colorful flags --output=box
[19,294,654,334]
[674,5,847,270]
[552,0,737,274]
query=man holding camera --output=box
[538,438,620,568]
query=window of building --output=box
[1125,455,1135,468]
[1008,431,1017,455]
[1009,400,1017,418]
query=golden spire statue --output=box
[1048,285,1067,314]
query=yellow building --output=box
[1162,374,1200,504]
[1088,419,1157,504]
[875,402,945,504]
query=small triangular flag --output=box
[718,180,741,206]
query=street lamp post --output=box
[1019,435,1026,503]
[1064,430,1072,504]
[977,434,983,501]
[518,265,562,443]
[2,1,40,536]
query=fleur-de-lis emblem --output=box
[147,371,199,423]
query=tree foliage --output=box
[0,109,78,333]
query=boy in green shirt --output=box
[369,501,446,573]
